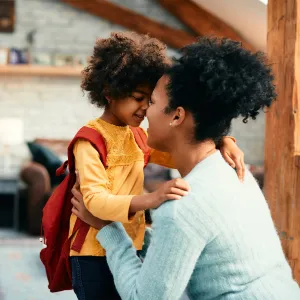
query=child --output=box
[70,32,244,300]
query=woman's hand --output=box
[220,137,245,182]
[71,172,111,230]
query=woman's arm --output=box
[97,218,205,300]
[70,181,205,299]
[138,226,153,260]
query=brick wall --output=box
[0,0,266,165]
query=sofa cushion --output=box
[26,142,65,186]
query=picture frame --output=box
[0,0,15,33]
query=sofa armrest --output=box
[20,162,51,235]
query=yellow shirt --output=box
[69,118,173,256]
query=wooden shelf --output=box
[0,65,83,77]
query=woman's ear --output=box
[171,107,186,127]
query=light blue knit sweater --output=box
[97,151,300,300]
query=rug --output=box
[0,229,76,300]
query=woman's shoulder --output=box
[152,193,216,243]
[152,191,206,223]
[152,198,179,221]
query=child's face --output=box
[108,85,153,127]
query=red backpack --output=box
[40,126,150,293]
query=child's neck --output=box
[101,110,127,127]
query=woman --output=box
[71,37,300,299]
[67,32,242,300]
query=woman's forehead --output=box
[153,75,169,100]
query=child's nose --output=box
[141,99,149,110]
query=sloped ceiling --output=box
[192,0,267,50]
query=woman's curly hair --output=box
[166,37,277,143]
[81,32,169,107]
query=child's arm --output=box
[74,140,189,223]
[148,149,174,169]
[149,136,245,180]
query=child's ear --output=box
[103,86,111,104]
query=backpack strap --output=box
[69,126,107,171]
[57,126,149,254]
[70,126,108,252]
[55,126,108,253]
[71,127,150,252]
[56,126,107,176]
[130,127,151,167]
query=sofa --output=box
[20,139,69,235]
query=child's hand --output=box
[220,137,245,182]
[71,171,110,230]
[150,178,190,209]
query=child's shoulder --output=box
[85,118,103,132]
[72,118,104,151]
[83,119,111,142]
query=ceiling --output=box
[192,0,267,50]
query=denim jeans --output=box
[70,256,121,300]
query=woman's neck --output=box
[171,139,217,178]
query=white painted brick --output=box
[0,0,266,165]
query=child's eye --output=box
[149,98,154,105]
[132,96,144,102]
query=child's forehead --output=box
[132,85,153,95]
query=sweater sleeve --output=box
[138,226,153,260]
[139,127,175,169]
[97,218,206,300]
[149,149,175,169]
[74,139,134,223]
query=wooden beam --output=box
[61,0,196,49]
[157,0,255,51]
[264,0,300,283]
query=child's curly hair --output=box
[81,32,170,108]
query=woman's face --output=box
[146,75,175,152]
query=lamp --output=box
[0,118,24,174]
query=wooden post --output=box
[265,0,300,283]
